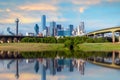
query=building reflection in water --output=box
[0,58,86,80]
[36,58,86,80]
[15,59,19,79]
[1,51,120,80]
[34,60,39,73]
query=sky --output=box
[0,60,120,80]
[0,0,120,35]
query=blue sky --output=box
[0,0,120,35]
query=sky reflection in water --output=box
[0,51,120,80]
[0,58,120,80]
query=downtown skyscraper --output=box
[50,21,56,36]
[41,15,46,31]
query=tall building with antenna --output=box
[41,15,46,31]
[15,18,19,36]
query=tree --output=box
[64,40,74,50]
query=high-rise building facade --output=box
[57,29,64,36]
[50,21,56,36]
[41,15,46,31]
[46,26,50,36]
[76,22,85,36]
[64,29,70,36]
[34,24,39,36]
[57,24,62,36]
[15,18,19,36]
[69,25,74,36]
[57,29,70,36]
[57,24,62,30]
[80,22,84,33]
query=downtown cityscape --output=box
[27,15,85,37]
[0,0,120,80]
[0,0,120,36]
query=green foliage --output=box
[86,38,95,43]
[21,37,29,42]
[21,36,109,44]
[43,37,57,43]
[57,38,65,43]
[21,51,110,58]
[64,40,74,50]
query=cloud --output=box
[0,73,67,80]
[0,12,40,24]
[0,10,67,24]
[107,0,120,2]
[19,3,57,11]
[79,7,87,13]
[48,17,67,22]
[0,73,40,80]
[0,8,11,12]
[71,0,101,5]
[0,19,14,23]
[6,8,11,12]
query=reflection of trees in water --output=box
[1,50,120,64]
[0,51,22,59]
[88,51,120,65]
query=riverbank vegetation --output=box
[21,36,109,43]
[20,36,109,50]
[0,43,64,51]
[0,36,120,51]
[1,43,120,51]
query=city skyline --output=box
[0,0,120,34]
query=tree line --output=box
[21,36,110,50]
[21,36,109,43]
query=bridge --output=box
[87,26,120,43]
[0,35,42,43]
[88,51,120,69]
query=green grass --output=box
[79,43,120,51]
[0,43,64,51]
[1,43,120,51]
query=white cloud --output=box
[71,0,101,5]
[19,3,57,11]
[79,7,87,13]
[6,8,11,12]
[107,0,120,2]
[0,12,40,23]
[0,10,67,24]
[48,17,67,22]
[0,8,11,12]
[0,73,67,80]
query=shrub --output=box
[64,40,74,50]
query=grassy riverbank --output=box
[78,43,120,51]
[0,43,64,51]
[0,43,120,51]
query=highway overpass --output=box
[87,26,120,43]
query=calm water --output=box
[0,51,120,80]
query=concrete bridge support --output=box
[93,33,96,38]
[112,31,115,43]
[101,33,104,37]
[112,51,115,65]
[93,57,96,63]
[0,37,22,43]
[118,32,120,42]
[119,51,120,59]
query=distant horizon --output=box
[0,0,120,35]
